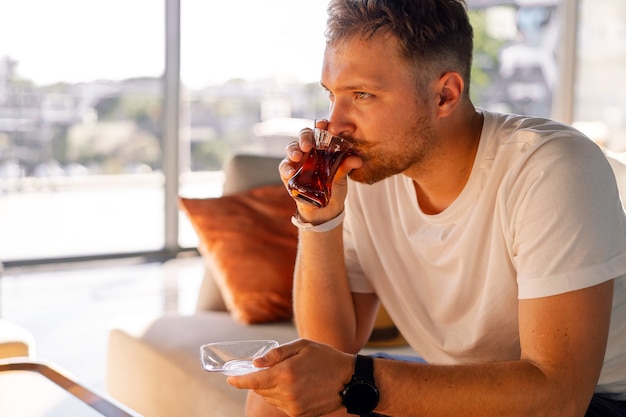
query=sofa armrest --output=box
[0,320,35,359]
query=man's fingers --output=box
[254,339,303,367]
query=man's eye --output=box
[355,92,371,100]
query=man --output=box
[229,0,626,416]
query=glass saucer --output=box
[200,340,278,376]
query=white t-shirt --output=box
[343,110,626,398]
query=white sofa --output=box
[105,154,415,417]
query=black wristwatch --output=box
[340,354,380,416]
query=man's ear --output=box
[437,72,464,117]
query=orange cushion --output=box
[180,184,297,324]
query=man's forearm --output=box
[293,227,362,352]
[374,358,592,417]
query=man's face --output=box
[321,33,438,184]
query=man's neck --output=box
[409,108,484,215]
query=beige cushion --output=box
[195,245,229,312]
[221,154,283,195]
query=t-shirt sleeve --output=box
[505,136,626,299]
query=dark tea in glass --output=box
[287,128,353,208]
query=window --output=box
[0,0,164,261]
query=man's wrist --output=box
[291,210,345,232]
[340,354,380,415]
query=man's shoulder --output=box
[480,109,602,169]
[482,109,591,147]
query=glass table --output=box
[0,359,140,417]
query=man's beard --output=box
[348,112,437,185]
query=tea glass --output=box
[287,128,353,208]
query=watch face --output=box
[343,381,379,414]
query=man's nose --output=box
[327,99,354,138]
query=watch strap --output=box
[354,354,374,381]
